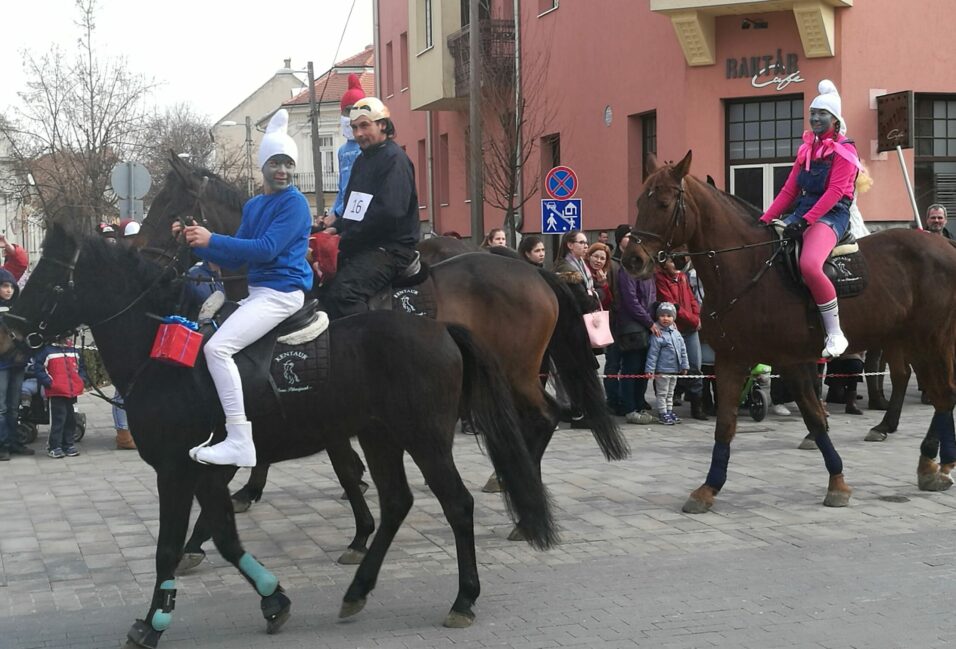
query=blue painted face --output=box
[262,155,295,193]
[809,108,837,137]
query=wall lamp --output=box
[741,17,768,29]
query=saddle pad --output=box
[269,331,331,399]
[824,251,869,299]
[392,286,437,318]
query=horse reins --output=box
[628,179,793,351]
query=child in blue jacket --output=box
[645,302,689,425]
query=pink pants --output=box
[799,222,838,304]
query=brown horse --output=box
[138,157,626,540]
[623,152,956,513]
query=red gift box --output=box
[150,323,203,367]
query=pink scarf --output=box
[796,130,862,172]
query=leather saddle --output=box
[201,298,331,419]
[367,252,438,318]
[772,220,869,299]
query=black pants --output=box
[322,245,417,320]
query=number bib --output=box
[344,191,373,221]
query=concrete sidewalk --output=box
[2,381,955,648]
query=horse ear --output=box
[706,174,716,187]
[646,153,660,174]
[672,150,693,180]
[169,150,190,179]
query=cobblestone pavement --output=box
[3,381,956,649]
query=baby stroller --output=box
[17,384,86,445]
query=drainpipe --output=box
[372,0,382,98]
[513,0,524,233]
[426,111,437,233]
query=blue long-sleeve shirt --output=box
[333,140,362,218]
[197,186,313,293]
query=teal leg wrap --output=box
[150,579,177,631]
[239,552,278,597]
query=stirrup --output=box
[822,334,849,359]
[188,432,215,464]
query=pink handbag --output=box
[583,306,614,348]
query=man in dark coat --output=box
[323,97,420,318]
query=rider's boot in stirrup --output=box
[818,299,848,358]
[189,421,257,467]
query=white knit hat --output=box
[810,79,846,135]
[257,109,298,169]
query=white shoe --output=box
[189,422,256,467]
[771,404,791,416]
[822,333,849,359]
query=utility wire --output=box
[317,0,360,105]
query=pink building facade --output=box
[375,0,956,240]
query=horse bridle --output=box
[4,236,187,352]
[626,176,790,351]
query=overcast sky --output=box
[2,0,374,121]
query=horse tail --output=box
[445,323,559,550]
[538,269,630,461]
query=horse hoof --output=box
[797,437,817,450]
[231,497,253,514]
[125,619,163,649]
[339,597,367,619]
[823,491,851,507]
[482,474,503,493]
[506,526,527,542]
[337,549,366,565]
[443,609,475,628]
[864,429,888,442]
[262,587,291,635]
[681,497,711,514]
[918,471,954,491]
[175,551,206,574]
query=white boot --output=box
[818,299,848,358]
[189,421,257,467]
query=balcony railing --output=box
[447,19,516,97]
[293,171,338,194]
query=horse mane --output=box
[79,233,182,308]
[165,160,246,212]
[690,175,763,221]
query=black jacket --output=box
[337,139,420,257]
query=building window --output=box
[385,41,394,97]
[439,133,450,206]
[541,133,560,170]
[641,112,657,180]
[399,32,409,91]
[538,0,558,16]
[726,95,803,210]
[915,94,956,216]
[418,0,434,51]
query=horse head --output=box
[140,153,245,261]
[620,151,695,278]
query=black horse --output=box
[0,224,557,647]
[139,156,625,536]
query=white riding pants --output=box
[204,286,304,422]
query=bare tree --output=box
[461,20,556,244]
[0,0,155,233]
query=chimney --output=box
[283,58,292,69]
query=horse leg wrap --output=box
[932,411,956,465]
[814,433,843,475]
[704,442,731,491]
[239,552,278,597]
[146,580,177,632]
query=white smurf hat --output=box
[810,79,846,135]
[257,109,298,169]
